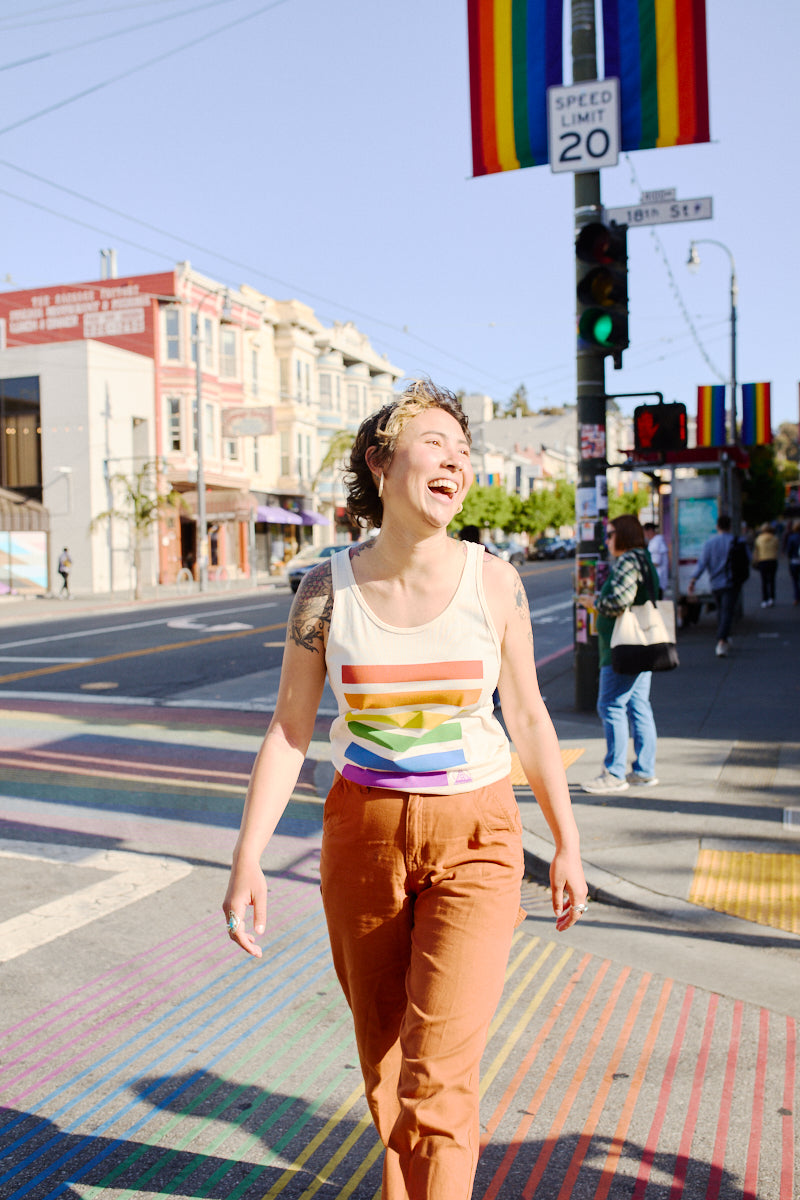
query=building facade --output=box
[0,263,402,594]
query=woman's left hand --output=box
[550,846,590,932]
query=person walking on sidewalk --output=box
[578,515,660,795]
[786,519,800,606]
[643,521,669,596]
[687,513,746,657]
[57,547,72,598]
[753,521,779,607]
[222,380,587,1200]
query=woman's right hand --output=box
[222,856,267,958]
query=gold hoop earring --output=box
[378,472,384,500]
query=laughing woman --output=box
[222,379,587,1200]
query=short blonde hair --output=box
[344,380,471,528]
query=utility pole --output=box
[572,0,607,711]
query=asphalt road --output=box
[0,560,575,707]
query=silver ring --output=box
[227,911,240,934]
[574,903,588,914]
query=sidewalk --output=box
[519,579,800,945]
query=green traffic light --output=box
[579,309,618,347]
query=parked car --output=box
[561,537,577,557]
[286,543,344,591]
[532,536,568,560]
[489,539,526,566]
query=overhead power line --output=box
[0,0,239,70]
[0,0,293,136]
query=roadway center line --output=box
[531,599,573,619]
[0,839,192,963]
[0,600,279,652]
[0,621,288,685]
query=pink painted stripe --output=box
[535,643,573,668]
[522,966,631,1198]
[707,1000,743,1200]
[480,953,592,1149]
[781,1018,796,1200]
[743,1009,769,1199]
[669,992,719,1199]
[0,920,209,1055]
[482,957,611,1200]
[631,987,695,1200]
[0,932,221,1079]
[556,973,651,1200]
[6,944,235,1105]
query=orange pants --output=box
[319,773,524,1200]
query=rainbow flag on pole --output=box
[467,0,564,176]
[602,0,710,150]
[696,385,726,447]
[741,383,772,446]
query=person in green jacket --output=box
[578,514,660,794]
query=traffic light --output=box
[576,222,629,368]
[633,402,688,453]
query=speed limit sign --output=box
[547,78,620,174]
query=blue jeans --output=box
[597,665,657,780]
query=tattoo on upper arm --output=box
[513,576,534,646]
[290,562,333,654]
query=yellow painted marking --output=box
[0,622,287,685]
[510,747,584,785]
[261,1084,365,1200]
[80,681,118,690]
[482,944,574,1096]
[689,849,800,935]
[295,1109,375,1200]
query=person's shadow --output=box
[3,1072,742,1199]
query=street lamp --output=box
[687,239,738,444]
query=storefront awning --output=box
[299,510,329,526]
[256,505,303,525]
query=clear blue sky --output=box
[0,0,796,428]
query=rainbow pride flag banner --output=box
[468,0,564,176]
[741,382,772,446]
[602,0,710,150]
[696,385,726,447]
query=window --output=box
[347,384,359,420]
[224,437,238,461]
[280,431,290,476]
[251,348,259,394]
[319,374,332,410]
[280,359,290,398]
[304,362,311,399]
[167,396,181,452]
[305,434,312,481]
[252,437,260,473]
[220,328,237,378]
[296,361,303,400]
[204,402,214,458]
[165,310,180,360]
[203,318,214,369]
[296,431,303,478]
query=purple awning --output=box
[256,505,303,525]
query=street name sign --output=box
[547,78,620,174]
[605,196,713,227]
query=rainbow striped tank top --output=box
[326,541,511,794]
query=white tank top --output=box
[326,541,511,794]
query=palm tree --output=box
[91,461,185,599]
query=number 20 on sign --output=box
[547,79,620,174]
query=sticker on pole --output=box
[547,78,620,174]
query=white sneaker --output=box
[627,772,659,787]
[715,640,729,657]
[582,770,629,794]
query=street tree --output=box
[91,461,185,599]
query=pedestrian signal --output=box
[633,402,688,453]
[576,222,629,368]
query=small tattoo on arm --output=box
[290,562,333,654]
[513,577,534,646]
